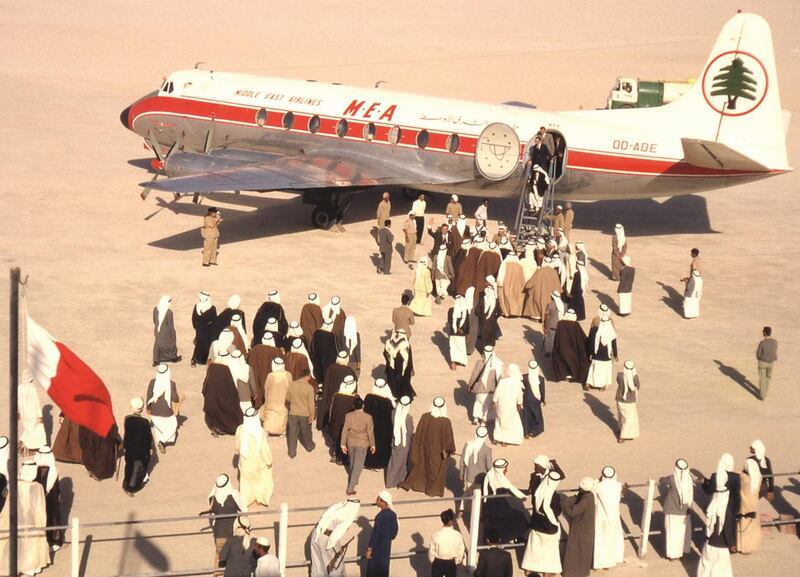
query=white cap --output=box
[130,397,144,411]
[256,536,270,547]
[378,490,393,507]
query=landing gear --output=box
[304,190,354,230]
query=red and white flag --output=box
[26,316,116,437]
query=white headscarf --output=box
[314,499,360,547]
[227,294,242,310]
[156,295,172,331]
[463,425,488,466]
[614,224,626,247]
[291,338,314,375]
[535,470,563,526]
[230,350,250,382]
[208,474,246,511]
[575,240,588,260]
[271,357,286,373]
[239,407,264,457]
[415,257,430,282]
[456,214,467,235]
[19,461,38,482]
[551,290,564,317]
[435,244,448,272]
[483,459,525,499]
[385,330,410,367]
[262,333,276,347]
[483,279,497,317]
[527,360,543,401]
[343,317,358,356]
[323,296,342,320]
[751,440,767,468]
[706,453,734,536]
[598,304,611,321]
[231,314,250,352]
[307,293,320,306]
[370,378,396,407]
[430,396,447,418]
[339,375,357,395]
[673,459,694,508]
[595,466,622,523]
[563,308,577,322]
[195,291,212,315]
[267,290,281,305]
[594,318,617,353]
[148,363,172,406]
[622,360,638,400]
[747,440,767,496]
[576,259,589,292]
[286,321,302,340]
[451,295,469,332]
[34,446,58,492]
[392,396,412,447]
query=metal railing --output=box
[5,471,798,577]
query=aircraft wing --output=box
[142,151,470,194]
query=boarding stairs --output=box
[512,160,557,245]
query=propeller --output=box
[140,131,184,201]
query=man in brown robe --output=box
[399,397,455,497]
[497,252,525,317]
[79,424,121,481]
[475,243,502,295]
[202,353,244,436]
[320,352,357,430]
[453,240,484,296]
[248,334,285,408]
[562,478,596,577]
[300,293,324,352]
[552,310,590,383]
[52,414,82,464]
[523,257,562,320]
[284,339,314,384]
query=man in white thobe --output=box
[683,270,703,319]
[0,462,50,575]
[594,465,624,569]
[492,364,524,446]
[310,499,360,576]
[235,407,273,507]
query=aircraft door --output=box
[475,122,520,180]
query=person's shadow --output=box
[622,483,645,555]
[656,281,684,316]
[771,478,800,540]
[589,257,612,279]
[409,532,429,575]
[42,404,54,445]
[431,330,450,360]
[453,380,472,422]
[59,476,75,519]
[592,289,618,315]
[712,360,761,399]
[582,393,617,436]
[355,515,371,575]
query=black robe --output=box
[521,374,545,437]
[552,320,590,383]
[320,364,356,430]
[702,472,741,547]
[476,295,501,348]
[311,330,339,384]
[480,482,529,544]
[569,270,586,320]
[214,307,246,340]
[191,305,218,364]
[202,364,244,435]
[586,326,617,362]
[252,301,288,346]
[0,473,6,513]
[328,393,358,463]
[363,395,393,469]
[383,349,415,400]
[79,424,121,481]
[562,491,595,577]
[122,414,153,494]
[34,466,64,547]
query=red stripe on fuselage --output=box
[128,94,774,178]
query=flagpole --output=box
[9,267,20,577]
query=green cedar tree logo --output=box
[710,57,758,110]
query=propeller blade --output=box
[203,122,215,154]
[140,173,158,201]
[146,129,165,162]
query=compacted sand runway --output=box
[1,1,799,575]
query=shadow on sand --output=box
[712,359,761,399]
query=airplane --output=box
[120,12,790,229]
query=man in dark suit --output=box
[378,219,394,274]
[473,528,513,577]
[427,220,452,256]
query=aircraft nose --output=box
[120,106,131,129]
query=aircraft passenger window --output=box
[363,122,376,141]
[308,115,321,134]
[282,111,294,130]
[388,126,401,145]
[336,119,349,138]
[447,133,460,153]
[417,130,429,149]
[256,109,268,127]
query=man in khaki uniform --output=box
[445,194,463,219]
[376,192,391,229]
[201,207,222,267]
[563,201,575,240]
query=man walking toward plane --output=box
[756,326,778,400]
[201,207,222,267]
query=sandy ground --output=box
[1,1,799,576]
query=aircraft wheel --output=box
[311,206,333,229]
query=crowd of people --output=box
[0,190,783,577]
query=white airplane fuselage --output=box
[121,13,790,203]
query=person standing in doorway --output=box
[201,207,222,267]
[756,326,778,400]
[412,193,427,244]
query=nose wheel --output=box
[311,206,334,229]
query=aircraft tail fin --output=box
[670,12,790,171]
